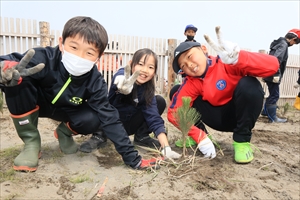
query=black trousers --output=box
[4,77,141,168]
[169,76,264,142]
[4,78,101,134]
[122,95,166,137]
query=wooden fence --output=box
[1,17,299,106]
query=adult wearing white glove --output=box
[198,137,216,159]
[161,146,181,159]
[204,26,240,65]
[114,64,140,95]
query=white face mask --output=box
[61,48,98,76]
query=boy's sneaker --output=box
[79,133,107,153]
[233,141,254,164]
[134,135,160,149]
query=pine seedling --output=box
[173,97,201,157]
[283,103,289,115]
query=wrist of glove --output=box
[198,137,216,159]
[161,146,181,159]
[272,76,280,83]
[204,26,240,65]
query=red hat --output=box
[288,29,300,38]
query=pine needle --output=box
[173,97,201,157]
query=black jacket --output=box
[0,46,142,168]
[0,46,114,114]
[263,37,289,83]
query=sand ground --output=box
[1,104,299,200]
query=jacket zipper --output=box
[51,76,72,104]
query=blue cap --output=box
[185,24,198,32]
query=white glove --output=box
[294,83,300,89]
[161,146,181,159]
[273,76,280,83]
[198,137,216,159]
[114,64,140,95]
[204,26,240,65]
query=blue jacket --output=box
[108,67,166,137]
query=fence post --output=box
[167,39,177,101]
[39,21,50,47]
[258,49,267,54]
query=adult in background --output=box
[262,29,300,122]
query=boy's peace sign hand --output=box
[0,49,45,87]
[204,26,240,65]
[114,64,140,95]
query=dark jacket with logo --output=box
[263,37,289,83]
[0,46,141,168]
[0,46,113,114]
[108,67,166,137]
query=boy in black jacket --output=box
[0,16,158,172]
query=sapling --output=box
[173,96,201,157]
[283,102,289,116]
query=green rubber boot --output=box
[11,106,41,172]
[54,122,78,154]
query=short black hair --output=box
[62,16,108,57]
[285,32,299,40]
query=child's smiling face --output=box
[178,46,208,77]
[132,54,156,85]
[59,34,99,62]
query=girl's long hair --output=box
[130,48,158,106]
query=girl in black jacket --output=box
[80,48,181,159]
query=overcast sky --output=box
[1,1,299,54]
